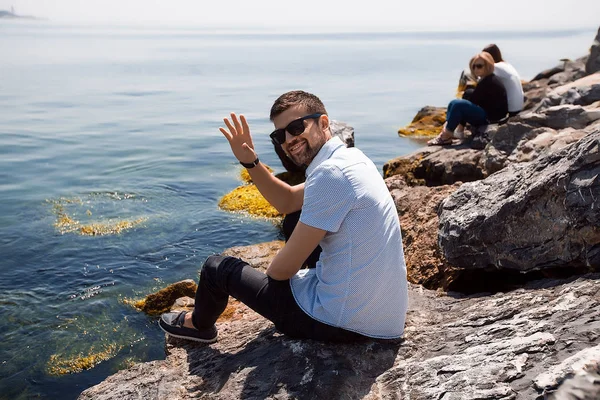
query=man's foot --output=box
[159,311,218,343]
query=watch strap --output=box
[240,157,260,169]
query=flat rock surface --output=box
[79,273,600,399]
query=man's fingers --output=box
[231,113,243,134]
[223,118,236,135]
[219,127,232,141]
[240,115,250,134]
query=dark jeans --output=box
[446,99,487,131]
[192,255,368,342]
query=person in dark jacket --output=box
[428,52,508,145]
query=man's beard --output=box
[286,136,326,167]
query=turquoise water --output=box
[0,21,596,399]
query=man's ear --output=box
[320,114,330,131]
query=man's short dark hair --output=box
[270,90,328,121]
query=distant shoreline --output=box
[0,10,38,20]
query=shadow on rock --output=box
[180,328,401,399]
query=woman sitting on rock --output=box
[428,52,508,146]
[482,43,524,116]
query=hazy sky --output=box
[2,0,599,31]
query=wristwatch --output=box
[239,157,260,169]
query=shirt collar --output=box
[306,136,345,177]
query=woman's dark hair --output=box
[482,44,503,63]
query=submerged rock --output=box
[133,279,197,316]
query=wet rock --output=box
[438,129,600,274]
[78,272,600,399]
[134,279,197,316]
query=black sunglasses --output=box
[270,113,323,145]
[473,64,484,69]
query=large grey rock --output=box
[414,147,484,185]
[78,273,600,399]
[547,59,587,87]
[535,73,600,112]
[383,145,484,186]
[524,104,600,130]
[438,129,600,272]
[586,26,600,75]
[480,121,537,173]
[330,119,355,148]
[550,368,600,400]
[507,127,587,165]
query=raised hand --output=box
[219,113,257,164]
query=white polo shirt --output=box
[290,137,408,339]
[494,61,524,113]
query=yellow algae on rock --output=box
[47,343,121,375]
[48,195,147,236]
[221,164,305,218]
[219,184,281,218]
[77,218,147,236]
[398,106,447,138]
[132,279,198,316]
[240,164,273,183]
[383,155,426,186]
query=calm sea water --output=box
[0,21,596,399]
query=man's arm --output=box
[267,221,326,280]
[220,113,303,214]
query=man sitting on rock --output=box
[159,90,408,343]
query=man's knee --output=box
[201,255,247,282]
[201,255,227,279]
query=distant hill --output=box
[0,10,37,19]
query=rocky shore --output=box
[79,27,600,399]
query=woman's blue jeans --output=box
[446,99,487,131]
